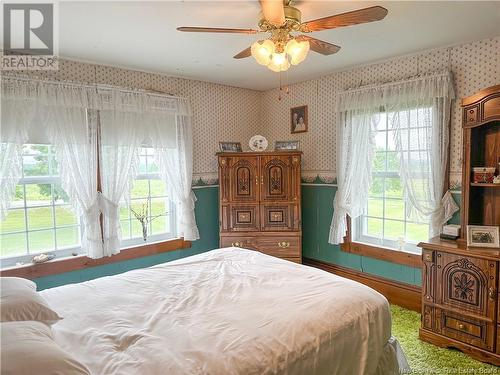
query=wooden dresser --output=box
[418,84,500,366]
[217,151,302,263]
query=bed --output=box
[40,247,409,375]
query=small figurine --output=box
[32,253,55,264]
[493,175,500,184]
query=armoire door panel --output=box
[260,204,300,231]
[228,205,260,232]
[228,157,259,203]
[260,155,291,202]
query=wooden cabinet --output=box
[218,151,302,263]
[419,85,500,366]
[419,241,499,364]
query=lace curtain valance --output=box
[336,71,455,112]
[1,76,192,115]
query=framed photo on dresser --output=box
[467,225,500,248]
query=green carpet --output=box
[391,305,499,374]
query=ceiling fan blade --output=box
[259,0,285,26]
[177,27,259,34]
[301,6,388,32]
[296,35,341,55]
[234,47,252,59]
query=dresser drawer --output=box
[436,309,496,351]
[256,236,301,258]
[220,236,258,250]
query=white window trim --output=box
[352,109,431,254]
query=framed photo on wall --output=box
[290,105,308,134]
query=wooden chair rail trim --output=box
[303,257,422,312]
[0,238,191,280]
[341,241,422,268]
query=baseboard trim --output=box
[303,257,422,312]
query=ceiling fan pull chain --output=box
[286,69,290,95]
[278,71,283,101]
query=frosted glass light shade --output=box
[285,39,310,65]
[251,40,275,66]
[267,52,290,72]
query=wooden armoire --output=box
[217,151,302,263]
[418,84,500,366]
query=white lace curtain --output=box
[46,108,102,258]
[98,109,142,257]
[1,76,198,258]
[329,71,457,244]
[149,113,199,241]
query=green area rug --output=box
[391,305,499,374]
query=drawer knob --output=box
[458,323,466,331]
[232,242,242,247]
[278,241,290,248]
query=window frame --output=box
[341,104,449,268]
[119,171,177,249]
[1,135,179,268]
[1,145,85,267]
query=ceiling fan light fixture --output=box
[267,52,290,72]
[286,38,310,65]
[251,40,275,66]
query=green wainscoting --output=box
[302,184,462,287]
[34,184,461,290]
[34,186,220,290]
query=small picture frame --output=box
[290,105,308,134]
[274,141,300,151]
[467,225,500,248]
[219,141,242,152]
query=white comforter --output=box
[41,248,403,375]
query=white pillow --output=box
[0,277,61,324]
[1,321,90,375]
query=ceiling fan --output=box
[177,0,388,72]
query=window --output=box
[0,144,83,266]
[353,110,431,253]
[0,145,176,266]
[120,147,175,248]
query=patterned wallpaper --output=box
[5,59,262,184]
[259,36,500,188]
[5,36,498,188]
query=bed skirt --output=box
[376,336,410,375]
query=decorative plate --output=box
[249,135,268,152]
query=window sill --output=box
[0,238,191,279]
[341,241,422,268]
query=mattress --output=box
[41,247,407,375]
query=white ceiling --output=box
[4,1,500,90]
